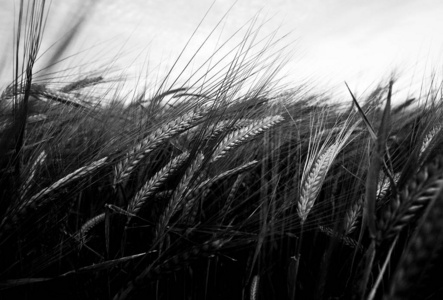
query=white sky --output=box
[1,0,442,101]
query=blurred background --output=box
[0,0,442,101]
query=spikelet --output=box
[126,151,190,223]
[113,108,207,186]
[210,115,284,163]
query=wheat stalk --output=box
[386,181,443,300]
[376,173,400,202]
[32,86,94,109]
[210,115,284,163]
[298,144,338,224]
[60,76,103,93]
[419,123,442,157]
[297,119,356,225]
[126,151,190,223]
[344,196,363,235]
[154,153,205,242]
[0,157,107,233]
[76,212,105,246]
[113,107,207,186]
[250,275,260,300]
[377,155,443,242]
[171,118,255,150]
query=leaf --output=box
[345,82,377,140]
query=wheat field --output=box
[1,2,443,300]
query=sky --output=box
[1,0,442,101]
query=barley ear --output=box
[357,81,392,299]
[386,182,443,300]
[154,153,205,242]
[298,119,356,225]
[419,123,442,158]
[126,151,190,224]
[0,157,107,234]
[210,115,284,163]
[343,196,362,235]
[60,76,103,92]
[76,212,106,247]
[113,107,206,186]
[364,80,391,240]
[34,86,93,109]
[298,144,338,224]
[377,155,443,243]
[250,275,260,300]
